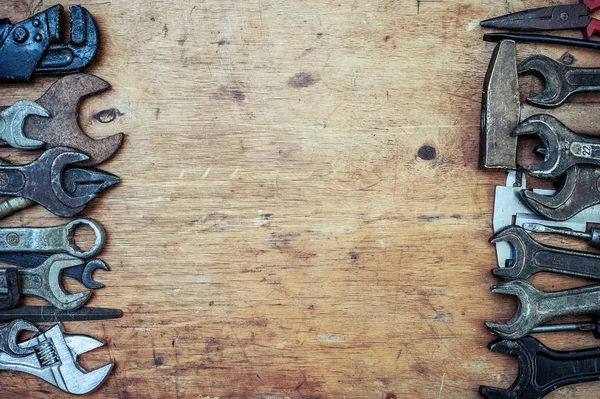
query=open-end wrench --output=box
[485,279,600,339]
[0,252,108,289]
[480,336,600,399]
[0,321,113,394]
[513,114,600,179]
[0,219,105,258]
[0,5,99,81]
[0,100,48,149]
[490,225,600,280]
[0,254,91,311]
[519,54,600,108]
[0,74,125,166]
[0,147,119,217]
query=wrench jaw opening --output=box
[518,55,567,108]
[12,323,113,395]
[82,259,109,289]
[40,254,91,311]
[0,320,38,357]
[490,227,530,279]
[30,73,125,167]
[0,100,48,149]
[512,115,562,179]
[479,338,536,399]
[485,280,540,340]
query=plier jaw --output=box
[481,0,600,40]
[0,5,99,82]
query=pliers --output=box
[481,0,600,40]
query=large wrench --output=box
[485,280,600,339]
[491,225,600,280]
[519,54,600,108]
[0,219,105,258]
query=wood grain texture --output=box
[1,0,600,398]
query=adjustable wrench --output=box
[490,225,600,280]
[486,279,600,339]
[481,336,600,399]
[0,320,113,394]
[519,54,600,108]
[0,219,105,258]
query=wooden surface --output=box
[3,1,600,398]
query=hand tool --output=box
[0,218,105,258]
[0,73,125,166]
[531,315,600,337]
[480,0,600,40]
[0,306,122,323]
[480,336,600,399]
[0,320,112,394]
[0,254,91,311]
[0,100,49,149]
[0,5,98,81]
[513,114,600,179]
[484,32,600,50]
[0,147,119,217]
[485,279,600,339]
[0,252,107,289]
[524,222,600,248]
[490,225,600,280]
[521,165,600,221]
[519,54,600,108]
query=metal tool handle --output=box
[565,68,600,91]
[533,248,600,280]
[539,285,600,319]
[0,219,104,258]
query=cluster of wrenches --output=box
[0,5,121,395]
[479,38,600,398]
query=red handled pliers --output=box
[481,0,600,40]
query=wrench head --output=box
[512,114,566,178]
[63,168,120,198]
[81,259,109,289]
[519,55,570,108]
[0,100,48,149]
[39,254,91,311]
[489,226,533,279]
[27,73,125,167]
[21,323,113,395]
[2,319,38,356]
[479,337,537,399]
[485,280,541,340]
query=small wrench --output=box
[0,100,49,149]
[0,254,91,310]
[519,54,600,108]
[490,225,600,280]
[485,279,600,339]
[0,219,105,258]
[513,114,600,179]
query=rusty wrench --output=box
[0,73,124,166]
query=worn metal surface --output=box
[523,222,600,248]
[0,74,125,166]
[0,252,108,289]
[0,100,48,148]
[514,114,600,178]
[0,321,112,394]
[0,147,118,217]
[480,3,594,32]
[0,218,105,258]
[0,254,91,310]
[0,5,98,81]
[519,54,600,107]
[480,336,600,399]
[485,280,600,339]
[490,225,600,280]
[0,306,122,323]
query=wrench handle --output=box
[534,250,600,280]
[538,285,600,319]
[565,67,600,90]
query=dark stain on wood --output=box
[417,145,436,160]
[93,108,123,124]
[289,72,320,88]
